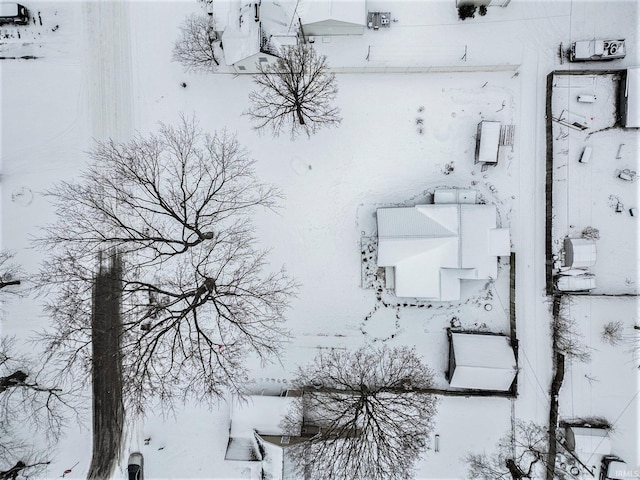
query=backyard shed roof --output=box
[477,121,501,164]
[449,333,517,391]
[564,237,597,269]
[565,426,612,457]
[625,67,640,128]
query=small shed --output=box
[475,121,501,165]
[564,238,597,268]
[447,332,517,391]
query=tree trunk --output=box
[296,106,305,125]
[0,461,26,480]
[0,370,28,392]
[505,459,525,479]
[0,279,21,289]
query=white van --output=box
[0,3,29,24]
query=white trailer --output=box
[570,39,626,61]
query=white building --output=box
[221,1,296,73]
[225,394,296,461]
[447,332,517,391]
[376,203,510,301]
[296,0,366,37]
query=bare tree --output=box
[0,455,51,480]
[246,44,342,139]
[0,253,22,294]
[0,337,79,441]
[282,346,438,480]
[172,13,220,73]
[36,116,297,414]
[553,297,591,363]
[464,421,558,480]
[0,337,79,479]
[601,320,625,346]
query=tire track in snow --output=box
[82,2,134,478]
[84,0,133,142]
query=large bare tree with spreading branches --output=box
[464,420,560,480]
[172,13,220,72]
[0,336,80,480]
[36,117,297,414]
[246,44,342,139]
[282,345,438,480]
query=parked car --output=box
[128,453,144,480]
[570,39,626,61]
[600,455,639,480]
[0,3,29,24]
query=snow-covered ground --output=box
[1,1,638,479]
[551,72,640,295]
[558,295,639,473]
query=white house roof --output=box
[434,188,478,204]
[230,395,295,437]
[625,67,640,128]
[449,333,517,391]
[377,204,510,300]
[221,1,293,65]
[297,0,366,26]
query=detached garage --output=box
[447,332,517,391]
[298,0,366,36]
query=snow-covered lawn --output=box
[558,295,639,473]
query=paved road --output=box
[88,254,125,480]
[84,0,134,142]
[83,1,134,477]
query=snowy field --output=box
[1,0,639,479]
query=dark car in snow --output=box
[128,453,144,480]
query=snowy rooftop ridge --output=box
[229,394,295,437]
[377,204,510,301]
[296,0,366,26]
